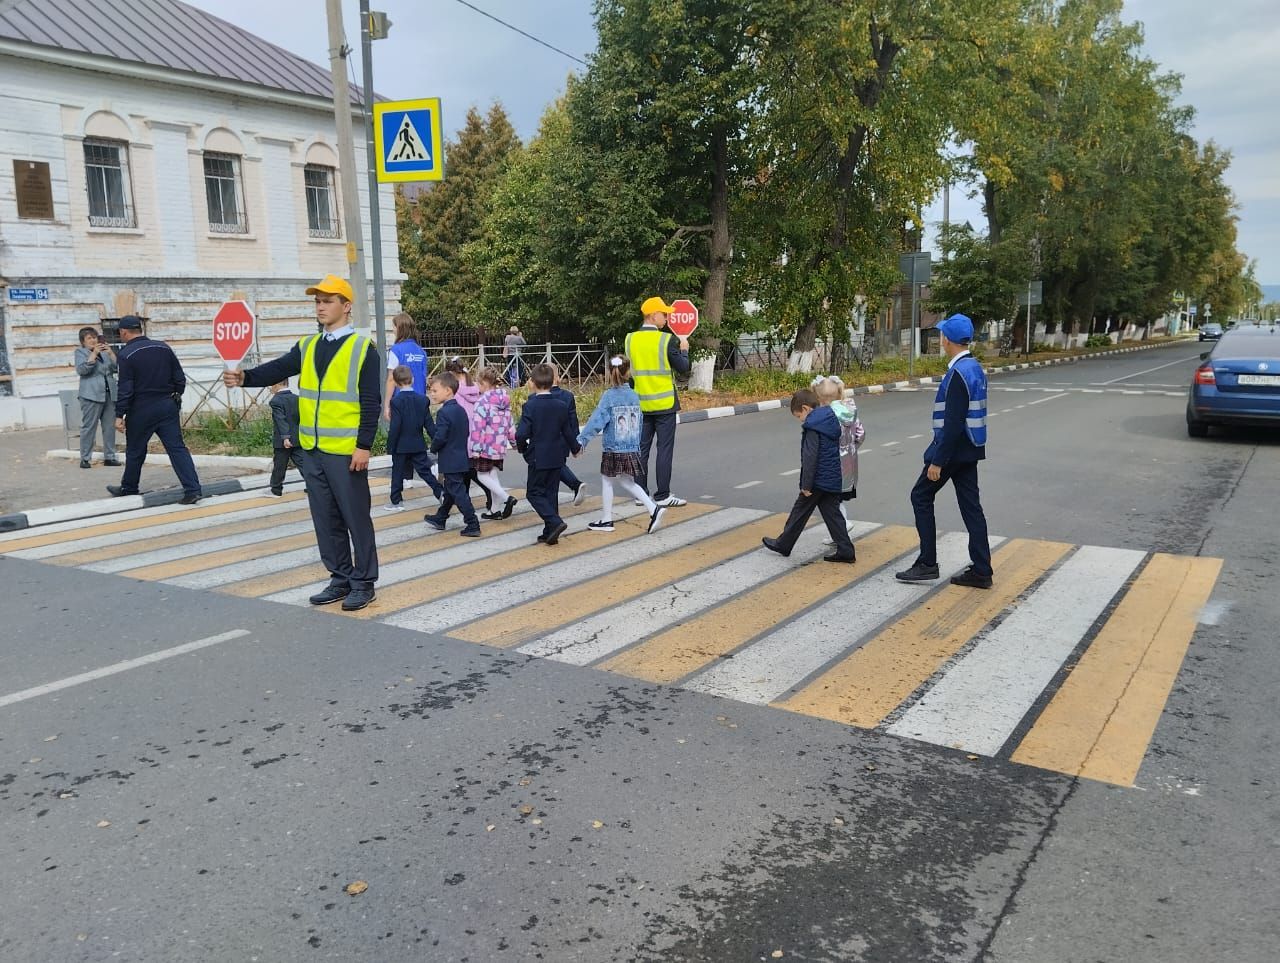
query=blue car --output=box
[1187,325,1280,436]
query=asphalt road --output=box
[1,340,1276,962]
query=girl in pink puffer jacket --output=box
[469,367,518,519]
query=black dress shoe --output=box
[459,525,482,537]
[341,588,376,611]
[500,495,518,519]
[309,585,351,605]
[895,561,940,582]
[105,485,136,497]
[950,567,993,589]
[544,520,568,545]
[103,459,122,467]
[761,536,790,557]
[480,510,504,521]
[80,459,91,469]
[179,492,202,505]
[823,552,856,563]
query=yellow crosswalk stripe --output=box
[1010,553,1222,785]
[339,503,720,620]
[117,489,436,581]
[600,524,920,684]
[775,538,1072,726]
[450,513,786,648]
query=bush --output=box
[1032,341,1060,353]
[1084,334,1112,348]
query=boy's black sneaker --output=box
[106,485,137,497]
[895,561,940,582]
[459,524,482,537]
[270,487,283,497]
[588,519,615,533]
[180,492,202,505]
[647,506,667,534]
[761,537,790,557]
[424,516,446,531]
[544,521,568,545]
[823,551,856,563]
[341,588,376,611]
[573,484,588,507]
[309,585,350,606]
[950,567,993,589]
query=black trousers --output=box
[390,451,443,503]
[559,463,581,492]
[637,410,677,500]
[909,461,992,576]
[300,448,378,590]
[430,472,479,527]
[119,395,201,496]
[526,467,563,535]
[775,490,854,557]
[270,446,304,492]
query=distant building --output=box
[0,0,403,428]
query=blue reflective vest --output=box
[932,354,988,447]
[390,338,428,395]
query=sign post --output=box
[1018,280,1043,354]
[667,299,700,339]
[212,300,256,370]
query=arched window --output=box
[304,142,340,239]
[83,112,136,228]
[203,128,248,234]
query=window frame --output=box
[83,138,136,229]
[203,151,248,234]
[303,163,341,239]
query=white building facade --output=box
[0,0,403,428]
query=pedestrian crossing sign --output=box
[373,97,444,183]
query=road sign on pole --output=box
[212,300,256,369]
[373,98,444,182]
[667,299,700,339]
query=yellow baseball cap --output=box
[306,274,354,302]
[641,296,674,316]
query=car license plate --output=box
[1237,374,1280,386]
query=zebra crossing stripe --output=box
[776,538,1072,726]
[887,544,1145,755]
[679,532,991,703]
[381,507,759,633]
[452,513,793,648]
[518,521,879,666]
[1010,553,1222,785]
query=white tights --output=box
[475,468,509,503]
[602,474,653,520]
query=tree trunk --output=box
[984,179,1001,245]
[788,309,818,373]
[692,126,732,393]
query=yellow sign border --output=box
[373,97,444,183]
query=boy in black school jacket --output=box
[516,363,581,545]
[386,366,445,510]
[268,381,303,496]
[423,372,481,536]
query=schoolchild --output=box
[423,372,481,537]
[576,356,665,534]
[549,365,588,506]
[470,366,519,520]
[444,356,491,513]
[761,387,857,563]
[385,365,445,511]
[516,363,581,545]
[813,375,866,543]
[268,379,303,496]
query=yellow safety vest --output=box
[625,328,675,412]
[296,333,371,455]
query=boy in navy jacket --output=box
[423,372,481,536]
[516,363,581,545]
[762,387,856,563]
[386,365,444,511]
[268,380,303,496]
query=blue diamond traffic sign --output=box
[373,98,444,183]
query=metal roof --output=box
[0,0,367,104]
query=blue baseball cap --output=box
[937,313,974,343]
[118,315,144,330]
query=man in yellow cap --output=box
[625,296,691,507]
[223,275,382,611]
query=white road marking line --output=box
[86,515,323,573]
[683,533,995,704]
[881,441,900,447]
[734,480,764,489]
[522,522,881,665]
[1026,393,1066,406]
[907,434,924,440]
[1098,354,1195,384]
[383,508,767,634]
[780,469,802,476]
[0,630,252,709]
[887,544,1144,755]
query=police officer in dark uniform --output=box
[107,315,203,504]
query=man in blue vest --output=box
[896,313,993,589]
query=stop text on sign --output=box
[214,320,252,340]
[667,298,699,338]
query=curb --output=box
[1,337,1188,533]
[675,337,1191,423]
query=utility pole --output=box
[359,0,388,364]
[324,0,369,330]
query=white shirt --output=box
[323,324,355,342]
[947,349,971,370]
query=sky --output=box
[189,0,1280,283]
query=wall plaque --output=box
[14,160,54,220]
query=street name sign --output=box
[374,98,444,183]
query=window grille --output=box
[84,139,136,228]
[204,152,247,233]
[304,164,340,238]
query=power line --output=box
[450,0,588,67]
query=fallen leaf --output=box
[715,715,727,722]
[728,723,738,729]
[344,880,368,896]
[519,805,534,816]
[518,777,532,787]
[772,951,784,959]
[676,738,686,745]
[96,820,111,828]
[864,764,876,771]
[530,818,542,826]
[486,824,496,832]
[43,735,58,742]
[76,934,88,942]
[966,754,978,761]
[591,820,604,829]
[59,791,76,799]
[28,757,41,764]
[833,817,845,826]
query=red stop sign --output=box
[668,298,699,338]
[212,300,256,366]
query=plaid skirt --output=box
[600,451,643,478]
[470,456,505,472]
